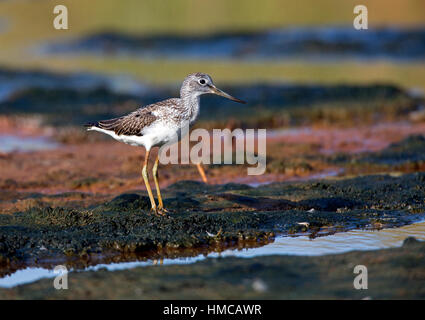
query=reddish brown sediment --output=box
[1,119,425,214]
[0,116,50,136]
[267,122,425,155]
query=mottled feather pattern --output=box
[87,96,199,137]
[113,110,157,136]
[85,73,217,144]
[89,104,155,136]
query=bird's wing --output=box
[85,98,181,136]
[88,107,157,136]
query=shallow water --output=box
[44,27,425,61]
[1,220,424,288]
[244,168,343,187]
[0,135,59,153]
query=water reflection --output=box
[221,220,425,257]
[1,221,423,288]
[0,135,59,153]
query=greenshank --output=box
[85,73,245,214]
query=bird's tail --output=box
[84,117,122,131]
[84,121,99,128]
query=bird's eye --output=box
[198,79,206,85]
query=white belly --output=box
[140,122,182,149]
[88,122,182,151]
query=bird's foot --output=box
[149,207,162,217]
[157,206,170,214]
[150,207,171,217]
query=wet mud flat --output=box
[1,237,423,299]
[1,122,425,203]
[1,172,424,275]
[1,120,425,199]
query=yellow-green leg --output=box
[196,163,208,183]
[142,149,157,212]
[153,154,168,213]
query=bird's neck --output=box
[180,91,201,123]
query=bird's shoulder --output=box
[142,98,181,114]
[114,98,181,136]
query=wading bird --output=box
[85,73,245,214]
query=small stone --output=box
[403,237,419,246]
[252,279,268,293]
[297,222,310,227]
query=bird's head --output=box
[180,72,246,104]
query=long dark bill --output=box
[209,85,246,104]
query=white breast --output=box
[140,121,182,149]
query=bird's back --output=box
[85,98,183,137]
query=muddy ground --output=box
[1,171,424,276]
[1,237,423,299]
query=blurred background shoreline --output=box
[0,0,424,87]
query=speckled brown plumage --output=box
[86,103,158,136]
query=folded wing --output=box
[85,109,157,136]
